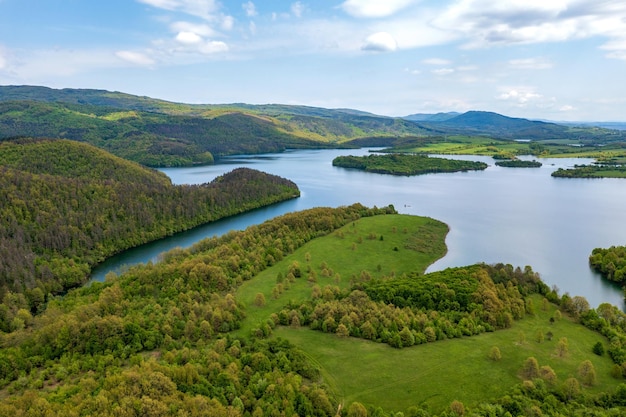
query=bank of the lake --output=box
[92,148,626,310]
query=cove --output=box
[91,148,626,310]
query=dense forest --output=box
[1,204,626,415]
[0,204,395,416]
[332,153,488,176]
[277,264,545,348]
[495,160,542,168]
[0,101,328,167]
[4,85,626,416]
[0,138,299,310]
[589,246,626,283]
[552,164,626,178]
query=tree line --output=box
[0,138,299,317]
[275,264,547,348]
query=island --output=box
[495,159,542,168]
[332,153,488,176]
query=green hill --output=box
[1,85,625,168]
[1,206,626,416]
[0,138,299,304]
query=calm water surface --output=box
[92,149,626,309]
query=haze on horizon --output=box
[0,0,625,122]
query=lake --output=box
[92,148,626,309]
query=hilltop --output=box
[0,138,299,300]
[1,85,625,167]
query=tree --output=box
[539,365,557,385]
[399,327,415,347]
[570,296,590,318]
[535,330,544,343]
[578,360,597,386]
[348,402,368,417]
[562,377,580,401]
[556,337,569,358]
[521,357,539,380]
[593,341,604,356]
[450,400,465,416]
[336,323,349,338]
[254,292,266,307]
[489,346,501,361]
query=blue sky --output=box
[1,0,625,121]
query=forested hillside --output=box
[0,204,394,416]
[3,86,623,169]
[0,101,328,167]
[1,205,626,416]
[0,138,299,310]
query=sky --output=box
[1,0,626,121]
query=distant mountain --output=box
[437,111,564,138]
[560,121,626,131]
[403,112,460,122]
[405,110,626,142]
[1,86,624,166]
[0,86,436,166]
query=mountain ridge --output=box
[1,85,625,166]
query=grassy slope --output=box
[233,214,618,414]
[276,298,616,413]
[234,214,448,337]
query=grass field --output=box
[393,136,529,157]
[233,213,621,414]
[391,135,626,161]
[233,214,448,337]
[276,295,619,414]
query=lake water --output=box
[91,148,626,309]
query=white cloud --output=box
[138,0,220,20]
[291,2,305,18]
[433,0,626,56]
[560,105,575,112]
[0,47,7,70]
[170,21,217,37]
[176,31,203,44]
[423,58,451,65]
[600,37,626,60]
[497,87,543,105]
[362,32,398,52]
[366,9,459,50]
[341,0,417,18]
[508,57,553,69]
[606,50,626,60]
[198,40,228,54]
[115,50,156,66]
[221,15,234,31]
[432,68,455,75]
[242,1,257,17]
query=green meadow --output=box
[389,135,626,161]
[234,213,621,414]
[276,297,616,413]
[234,214,448,337]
